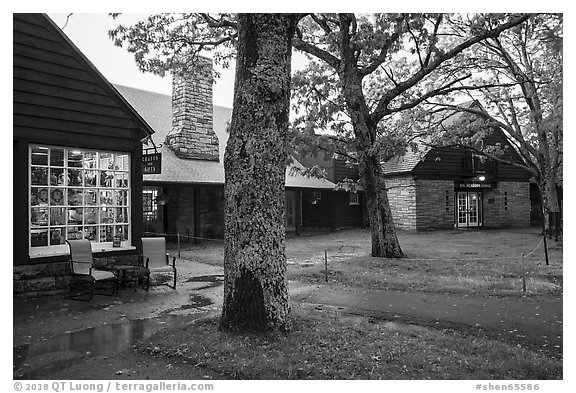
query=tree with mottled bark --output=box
[220,14,299,332]
[290,13,532,257]
[110,13,300,332]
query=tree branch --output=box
[370,14,533,123]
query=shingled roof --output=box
[382,102,477,175]
[115,84,335,189]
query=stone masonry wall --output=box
[165,58,220,161]
[483,181,530,228]
[14,262,71,297]
[14,254,142,297]
[415,179,455,230]
[385,176,417,231]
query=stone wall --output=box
[165,57,220,161]
[483,181,530,228]
[13,254,142,297]
[415,179,455,230]
[13,262,71,297]
[385,176,417,230]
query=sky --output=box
[47,13,237,108]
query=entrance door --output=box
[457,191,481,228]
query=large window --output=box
[29,145,131,255]
[143,186,159,221]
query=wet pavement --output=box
[13,260,224,379]
[13,258,563,379]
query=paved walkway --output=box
[290,281,563,359]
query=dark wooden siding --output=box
[13,14,145,149]
[413,127,530,181]
[333,159,360,183]
[301,190,333,228]
[332,191,363,228]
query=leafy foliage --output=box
[108,13,238,78]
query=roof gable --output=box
[13,13,154,140]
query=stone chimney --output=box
[165,57,220,161]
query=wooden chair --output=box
[66,239,117,301]
[141,237,177,290]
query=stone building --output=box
[383,107,531,231]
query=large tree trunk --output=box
[220,14,297,333]
[359,146,404,258]
[340,64,404,258]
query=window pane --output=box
[100,225,114,242]
[49,207,66,226]
[84,226,96,241]
[50,227,65,245]
[116,207,128,223]
[100,207,114,224]
[50,188,65,205]
[68,150,83,168]
[100,152,114,169]
[68,169,83,186]
[85,189,97,206]
[31,229,48,247]
[31,207,48,227]
[115,225,128,240]
[31,146,48,166]
[31,187,49,206]
[68,189,83,206]
[100,170,114,187]
[100,190,114,206]
[50,168,65,186]
[83,152,97,169]
[50,148,64,167]
[84,208,98,224]
[67,226,83,240]
[31,167,48,185]
[115,190,128,206]
[67,207,83,225]
[115,172,129,188]
[84,170,97,187]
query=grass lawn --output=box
[173,227,562,297]
[136,306,562,380]
[156,228,563,380]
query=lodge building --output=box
[13,14,154,295]
[382,106,532,231]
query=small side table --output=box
[112,265,139,292]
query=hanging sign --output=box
[142,153,162,174]
[455,181,496,189]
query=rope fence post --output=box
[177,233,181,258]
[324,249,328,283]
[543,234,550,266]
[521,253,527,295]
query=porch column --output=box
[295,189,302,236]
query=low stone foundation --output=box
[14,255,144,298]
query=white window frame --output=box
[29,144,133,257]
[349,191,360,206]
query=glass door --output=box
[456,191,481,228]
